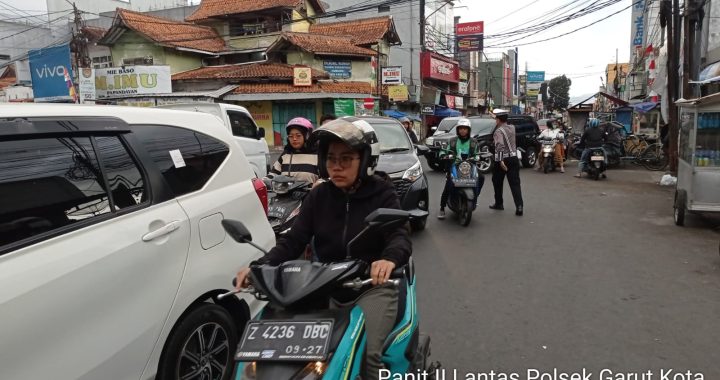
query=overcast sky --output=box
[3,0,632,102]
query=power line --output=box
[0,11,73,42]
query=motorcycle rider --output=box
[575,118,606,178]
[437,118,483,219]
[269,117,319,184]
[399,116,419,144]
[235,117,411,380]
[536,120,566,173]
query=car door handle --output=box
[142,221,182,242]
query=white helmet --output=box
[455,118,472,136]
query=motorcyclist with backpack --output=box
[575,118,606,178]
[235,117,411,380]
[437,118,484,219]
[268,117,319,184]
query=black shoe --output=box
[489,204,504,210]
[516,206,523,216]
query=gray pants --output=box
[334,284,398,380]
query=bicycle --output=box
[637,142,668,171]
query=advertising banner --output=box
[95,66,172,98]
[334,99,355,117]
[388,85,409,101]
[456,21,484,36]
[323,60,352,79]
[421,52,459,83]
[28,43,73,102]
[445,94,455,109]
[527,71,545,82]
[381,66,402,84]
[457,35,483,52]
[459,81,468,95]
[78,68,96,103]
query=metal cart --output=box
[674,95,720,226]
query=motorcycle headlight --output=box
[240,361,257,380]
[291,361,328,380]
[458,161,472,178]
[402,161,423,182]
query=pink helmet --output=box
[286,117,314,139]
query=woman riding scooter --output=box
[268,117,319,184]
[235,117,411,380]
[536,120,566,173]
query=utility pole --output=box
[69,2,90,69]
[666,0,679,173]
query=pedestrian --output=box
[489,109,524,216]
[399,116,419,144]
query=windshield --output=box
[436,118,495,137]
[436,118,458,133]
[369,122,413,152]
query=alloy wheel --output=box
[176,323,231,380]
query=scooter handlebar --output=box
[342,278,401,290]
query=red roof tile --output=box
[114,8,227,53]
[172,62,329,81]
[0,66,16,90]
[272,32,377,57]
[232,81,372,94]
[309,16,400,46]
[187,0,324,22]
[81,26,108,43]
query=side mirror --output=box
[221,219,252,243]
[431,126,438,132]
[415,144,430,156]
[364,208,410,227]
[257,127,265,140]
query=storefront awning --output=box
[632,101,659,113]
[382,110,422,121]
[434,106,461,117]
[690,60,720,84]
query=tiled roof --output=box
[187,0,324,22]
[232,81,372,94]
[81,26,108,43]
[113,8,227,53]
[0,66,16,89]
[309,16,400,46]
[172,62,329,81]
[273,32,377,57]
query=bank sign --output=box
[95,65,171,99]
[630,2,645,47]
[28,43,73,102]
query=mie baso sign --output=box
[95,66,171,99]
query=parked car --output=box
[424,115,540,172]
[0,104,275,380]
[357,116,430,231]
[157,103,271,177]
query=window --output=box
[378,4,390,12]
[227,111,259,139]
[0,135,147,248]
[132,126,229,196]
[122,57,153,66]
[92,55,113,69]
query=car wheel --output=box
[157,303,238,380]
[674,190,687,227]
[411,216,427,232]
[427,157,443,171]
[522,148,537,168]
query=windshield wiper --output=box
[381,147,411,153]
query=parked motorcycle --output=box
[583,147,608,180]
[443,153,485,226]
[265,175,312,236]
[218,209,439,380]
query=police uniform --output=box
[490,109,524,216]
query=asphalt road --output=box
[412,161,720,379]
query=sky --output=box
[458,0,633,102]
[2,0,633,103]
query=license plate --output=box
[452,178,477,187]
[235,320,333,362]
[590,156,604,161]
[267,206,286,219]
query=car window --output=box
[0,135,146,248]
[227,111,258,139]
[133,125,230,196]
[371,122,412,152]
[436,118,457,132]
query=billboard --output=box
[527,71,545,82]
[95,66,172,98]
[28,43,73,102]
[456,21,484,52]
[456,21,484,36]
[421,52,459,83]
[457,35,483,52]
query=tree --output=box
[548,75,572,111]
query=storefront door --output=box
[272,102,317,146]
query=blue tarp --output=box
[632,102,659,113]
[434,107,461,117]
[382,109,407,118]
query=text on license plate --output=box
[235,320,333,362]
[590,156,604,161]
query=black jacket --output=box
[257,174,411,267]
[580,127,606,148]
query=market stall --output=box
[673,95,720,225]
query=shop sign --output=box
[456,21,484,36]
[445,95,455,109]
[455,97,465,109]
[527,71,545,83]
[78,68,96,103]
[382,66,402,84]
[421,105,435,115]
[457,35,483,52]
[459,81,468,95]
[388,85,409,101]
[421,52,459,83]
[334,99,355,117]
[293,67,312,87]
[95,65,171,99]
[28,43,73,102]
[323,60,352,79]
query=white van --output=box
[157,103,271,177]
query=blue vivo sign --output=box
[527,71,545,82]
[29,43,73,102]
